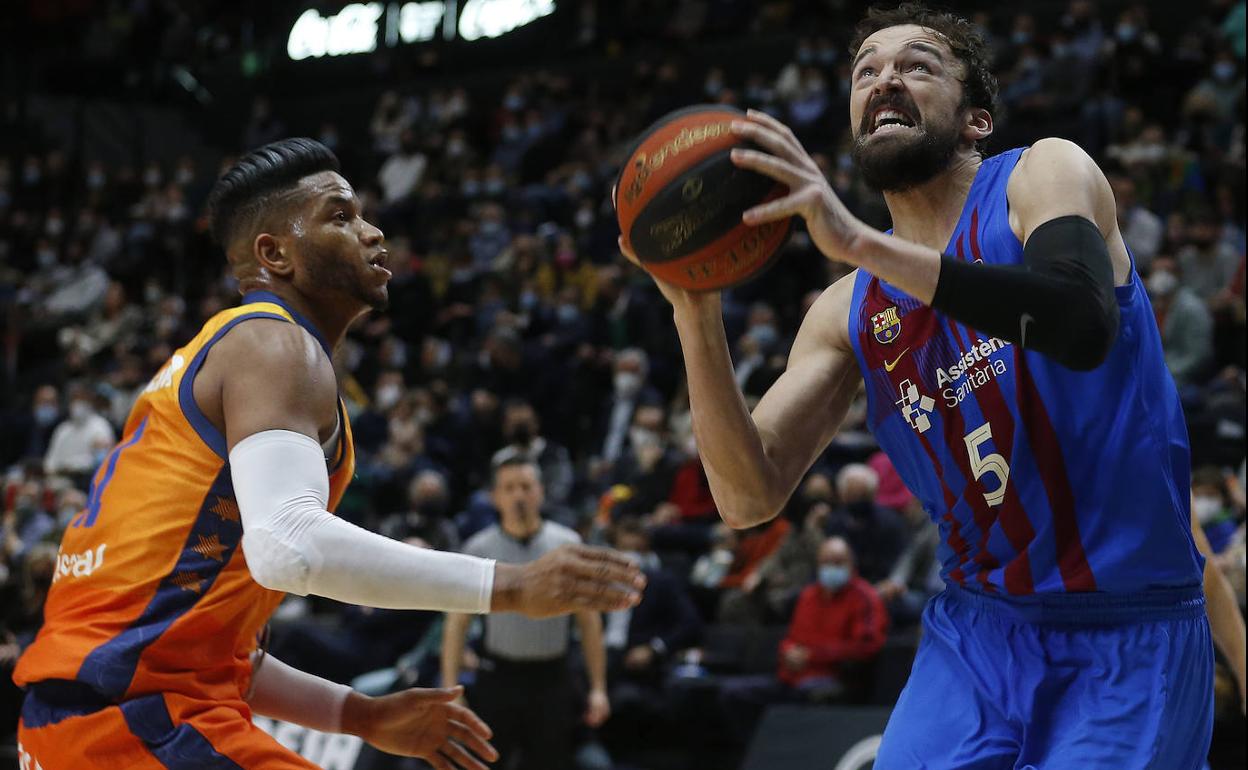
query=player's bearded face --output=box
[851,90,963,192]
[300,227,389,312]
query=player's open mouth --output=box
[368,250,392,278]
[870,108,917,135]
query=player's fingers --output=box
[569,544,647,589]
[731,120,814,169]
[450,721,500,762]
[569,578,642,610]
[746,108,804,152]
[447,705,493,741]
[441,740,491,770]
[742,189,809,225]
[618,236,644,268]
[729,148,805,189]
[426,752,454,770]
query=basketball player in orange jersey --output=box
[14,138,645,770]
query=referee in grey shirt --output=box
[442,453,610,770]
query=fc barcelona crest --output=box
[872,306,902,344]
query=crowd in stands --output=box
[2,0,1246,766]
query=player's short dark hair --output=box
[206,137,340,249]
[850,3,999,154]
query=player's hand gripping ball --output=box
[613,105,793,292]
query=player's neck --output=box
[882,151,981,252]
[244,283,362,352]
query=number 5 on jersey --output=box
[964,423,1009,506]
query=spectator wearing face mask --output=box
[1192,466,1242,555]
[1177,213,1242,304]
[718,537,888,733]
[823,464,908,583]
[1108,172,1164,271]
[379,470,461,552]
[492,399,575,507]
[42,385,115,484]
[1,385,61,468]
[600,519,701,758]
[598,348,662,469]
[1148,256,1214,386]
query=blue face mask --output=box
[818,564,851,591]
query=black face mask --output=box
[417,499,450,519]
[847,500,874,519]
[508,424,534,446]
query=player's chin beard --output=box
[851,112,961,193]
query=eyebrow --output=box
[851,45,876,71]
[907,41,946,61]
[852,39,947,71]
[320,192,357,211]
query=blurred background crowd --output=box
[1,0,1245,768]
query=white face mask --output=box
[375,384,402,411]
[69,400,92,422]
[1193,495,1222,524]
[614,372,642,397]
[1147,270,1178,298]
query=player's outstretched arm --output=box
[213,319,643,617]
[731,111,1124,371]
[620,244,860,529]
[247,653,498,769]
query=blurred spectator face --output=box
[801,472,835,505]
[67,388,95,423]
[817,537,855,592]
[1146,256,1180,302]
[614,349,647,397]
[503,402,540,446]
[492,462,544,538]
[849,24,978,191]
[1109,175,1137,218]
[408,471,450,518]
[836,463,880,506]
[57,488,87,526]
[1191,468,1227,524]
[629,405,666,457]
[374,371,405,412]
[32,385,60,426]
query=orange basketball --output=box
[613,105,792,292]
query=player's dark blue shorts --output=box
[876,583,1213,769]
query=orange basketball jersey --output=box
[15,290,355,705]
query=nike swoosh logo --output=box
[1019,313,1034,348]
[883,347,911,372]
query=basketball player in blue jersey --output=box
[621,3,1227,767]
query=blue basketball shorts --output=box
[875,583,1214,769]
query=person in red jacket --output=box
[719,536,889,735]
[778,536,889,690]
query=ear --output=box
[963,107,993,147]
[253,232,294,278]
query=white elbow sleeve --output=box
[229,429,494,613]
[231,430,332,594]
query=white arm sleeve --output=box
[246,653,352,734]
[229,430,494,613]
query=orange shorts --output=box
[18,682,317,770]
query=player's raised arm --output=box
[622,238,860,529]
[732,113,1124,371]
[212,319,644,617]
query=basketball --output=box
[614,105,792,292]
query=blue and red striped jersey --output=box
[847,147,1203,596]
